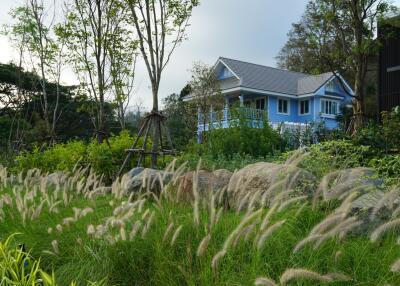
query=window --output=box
[278,98,289,114]
[320,99,338,115]
[299,100,310,115]
[326,80,335,92]
[255,98,266,110]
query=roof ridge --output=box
[219,57,310,76]
[299,71,334,80]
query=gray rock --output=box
[122,168,172,194]
[227,162,316,209]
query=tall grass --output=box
[0,163,400,285]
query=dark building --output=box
[378,15,400,113]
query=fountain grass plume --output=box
[256,220,286,251]
[371,218,400,242]
[197,234,211,257]
[254,277,277,286]
[171,225,183,246]
[279,268,350,284]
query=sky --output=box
[1,0,399,110]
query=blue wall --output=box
[217,78,353,130]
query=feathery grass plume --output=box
[371,218,400,242]
[51,240,59,255]
[293,234,324,253]
[95,225,108,238]
[120,226,127,241]
[2,194,12,205]
[295,202,308,217]
[197,234,211,257]
[211,249,226,274]
[313,170,340,208]
[257,220,286,251]
[371,188,400,220]
[285,148,308,166]
[278,196,307,212]
[234,218,260,247]
[335,191,360,214]
[79,207,94,218]
[254,277,277,286]
[271,189,294,206]
[335,250,342,263]
[247,190,263,214]
[163,222,175,242]
[314,217,361,249]
[171,225,183,246]
[129,221,142,241]
[237,192,251,213]
[261,180,285,206]
[260,203,279,231]
[280,269,331,284]
[223,209,263,251]
[209,195,216,231]
[309,212,347,236]
[87,224,96,237]
[141,211,155,239]
[141,209,150,220]
[63,217,76,227]
[193,160,201,228]
[390,258,400,272]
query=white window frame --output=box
[277,98,290,115]
[255,96,267,110]
[298,99,310,116]
[320,99,339,118]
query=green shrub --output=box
[13,130,170,181]
[296,139,374,178]
[353,107,400,154]
[194,116,283,158]
[369,155,400,185]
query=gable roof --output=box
[218,57,335,96]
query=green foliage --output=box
[369,155,400,185]
[13,130,161,181]
[178,152,282,171]
[163,92,197,150]
[296,140,374,178]
[354,108,400,153]
[0,234,103,286]
[202,117,283,159]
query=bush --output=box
[369,155,400,185]
[353,107,400,154]
[296,140,374,178]
[14,130,169,181]
[196,116,283,159]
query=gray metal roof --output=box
[219,57,334,96]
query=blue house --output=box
[185,57,354,141]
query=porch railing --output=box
[198,107,268,125]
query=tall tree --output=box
[7,0,61,143]
[278,0,395,132]
[56,0,131,142]
[125,0,199,166]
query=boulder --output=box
[122,168,173,194]
[227,162,316,209]
[212,169,233,190]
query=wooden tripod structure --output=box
[117,110,175,178]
